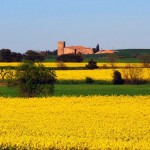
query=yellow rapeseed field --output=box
[0,96,150,149]
[0,62,143,68]
[56,69,150,81]
[0,68,149,81]
[43,62,143,68]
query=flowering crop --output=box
[0,96,150,149]
[43,62,142,68]
[0,62,143,68]
[56,69,150,81]
[56,69,113,81]
[0,68,149,82]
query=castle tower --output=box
[57,41,65,56]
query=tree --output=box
[11,52,23,62]
[0,49,23,62]
[93,44,100,53]
[86,59,99,69]
[122,64,144,84]
[113,70,124,84]
[24,50,45,62]
[0,49,12,62]
[13,61,57,97]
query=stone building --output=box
[57,41,93,56]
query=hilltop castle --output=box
[57,41,93,56]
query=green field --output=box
[45,49,150,63]
[0,84,150,97]
[55,84,150,96]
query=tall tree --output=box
[24,50,45,62]
[93,44,99,53]
[0,49,12,62]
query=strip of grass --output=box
[55,84,150,96]
[0,84,149,97]
[0,86,19,97]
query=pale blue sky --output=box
[0,0,150,53]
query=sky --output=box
[0,0,150,53]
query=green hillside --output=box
[45,49,150,63]
[83,49,150,63]
[116,49,150,57]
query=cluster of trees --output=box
[0,49,23,62]
[0,49,57,62]
[0,44,101,62]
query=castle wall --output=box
[64,48,93,55]
[76,48,93,54]
[63,48,75,54]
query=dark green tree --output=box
[86,59,99,69]
[113,70,124,84]
[93,44,100,53]
[0,49,12,62]
[11,52,23,62]
[24,50,45,62]
[14,61,57,97]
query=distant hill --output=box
[45,49,150,63]
[116,48,149,54]
[115,49,150,58]
[116,49,150,52]
[83,49,150,63]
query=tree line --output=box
[0,49,57,62]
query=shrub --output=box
[122,64,144,84]
[106,54,118,68]
[85,77,95,84]
[86,59,99,69]
[57,54,83,62]
[113,70,124,84]
[11,61,57,97]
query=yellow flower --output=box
[0,96,150,149]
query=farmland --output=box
[0,64,150,82]
[0,96,150,149]
[0,62,144,68]
[44,49,150,63]
[0,58,150,149]
[1,0,150,148]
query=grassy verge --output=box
[0,84,150,97]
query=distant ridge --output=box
[115,49,150,51]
